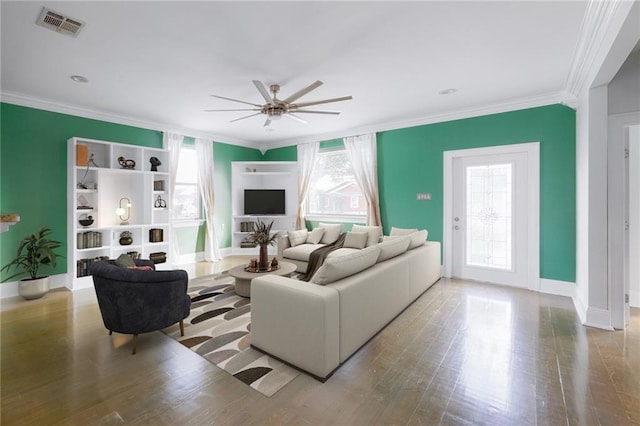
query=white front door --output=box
[444,143,539,289]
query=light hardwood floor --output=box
[1,258,639,425]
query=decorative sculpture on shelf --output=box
[154,195,167,208]
[78,153,99,189]
[150,156,162,172]
[118,156,136,169]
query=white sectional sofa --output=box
[251,227,441,381]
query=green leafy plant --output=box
[1,226,63,281]
[248,219,278,247]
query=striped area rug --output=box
[162,271,300,397]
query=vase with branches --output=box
[247,219,278,269]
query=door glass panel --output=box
[466,163,512,270]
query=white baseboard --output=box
[631,290,640,308]
[539,278,576,298]
[584,307,614,330]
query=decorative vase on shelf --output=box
[119,231,133,246]
[259,244,269,270]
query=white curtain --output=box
[195,137,222,261]
[295,142,320,229]
[343,133,382,226]
[163,132,183,265]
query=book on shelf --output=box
[77,231,103,249]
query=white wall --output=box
[608,47,640,115]
[630,126,640,307]
[608,41,640,323]
[573,0,639,330]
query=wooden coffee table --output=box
[229,261,297,298]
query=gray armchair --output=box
[91,259,191,354]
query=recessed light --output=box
[70,75,89,83]
[439,88,457,95]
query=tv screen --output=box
[244,189,286,215]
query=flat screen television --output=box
[244,189,286,215]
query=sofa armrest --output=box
[251,275,340,380]
[276,235,291,259]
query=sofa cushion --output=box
[351,225,383,247]
[377,235,411,262]
[390,226,418,236]
[408,229,429,249]
[318,223,343,244]
[306,228,325,244]
[326,247,362,258]
[288,229,308,247]
[343,231,368,249]
[311,245,381,285]
[283,243,326,261]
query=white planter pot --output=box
[18,276,50,300]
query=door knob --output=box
[454,225,459,230]
[454,217,460,222]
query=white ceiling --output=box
[1,1,588,149]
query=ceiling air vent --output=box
[36,7,85,37]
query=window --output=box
[173,147,202,221]
[307,148,366,219]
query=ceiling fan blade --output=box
[253,80,274,104]
[283,80,323,104]
[292,96,352,109]
[204,108,261,112]
[292,109,341,115]
[229,112,262,123]
[284,113,308,124]
[264,118,272,127]
[210,94,262,107]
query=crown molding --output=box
[260,91,571,152]
[0,91,261,150]
[564,0,633,98]
[1,89,575,154]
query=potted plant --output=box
[1,226,63,300]
[248,219,278,270]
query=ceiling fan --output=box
[206,80,352,127]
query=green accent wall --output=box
[213,142,263,248]
[1,102,575,283]
[377,104,575,282]
[1,103,163,280]
[261,146,296,161]
[0,103,262,279]
[262,104,576,283]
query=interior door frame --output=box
[443,142,540,291]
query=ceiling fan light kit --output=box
[207,80,352,127]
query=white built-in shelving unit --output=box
[231,161,298,255]
[67,137,172,290]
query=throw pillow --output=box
[351,224,383,247]
[115,253,136,268]
[377,235,411,262]
[408,229,429,249]
[288,229,308,247]
[306,227,325,244]
[390,226,418,236]
[318,223,343,244]
[311,245,381,285]
[343,231,368,249]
